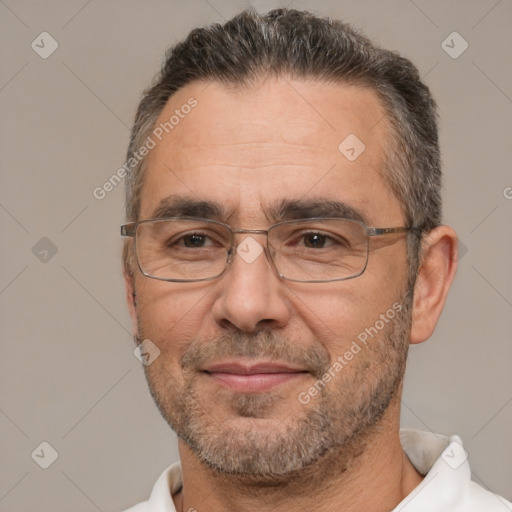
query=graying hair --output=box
[124,8,441,279]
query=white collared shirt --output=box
[123,429,512,511]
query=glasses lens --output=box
[269,219,368,282]
[136,219,230,281]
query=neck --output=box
[174,397,423,512]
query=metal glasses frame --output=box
[121,216,418,283]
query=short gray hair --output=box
[124,8,441,279]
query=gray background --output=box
[0,0,511,510]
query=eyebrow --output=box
[150,196,227,220]
[149,196,370,225]
[268,198,369,225]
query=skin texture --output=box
[124,77,458,512]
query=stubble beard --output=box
[139,294,412,483]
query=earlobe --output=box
[410,226,458,344]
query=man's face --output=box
[129,78,412,478]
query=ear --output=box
[123,239,139,337]
[124,271,139,337]
[410,225,458,344]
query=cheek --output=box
[287,276,405,357]
[135,278,214,357]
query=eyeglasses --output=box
[120,217,417,283]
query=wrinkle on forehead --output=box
[160,142,335,171]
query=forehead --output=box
[140,78,403,226]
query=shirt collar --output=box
[145,429,473,511]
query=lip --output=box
[203,361,308,392]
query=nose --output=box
[212,235,291,333]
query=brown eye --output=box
[303,233,329,248]
[182,233,209,248]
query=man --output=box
[120,8,511,512]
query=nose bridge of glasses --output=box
[225,228,274,270]
[231,227,269,236]
[230,228,269,249]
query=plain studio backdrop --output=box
[0,1,511,510]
